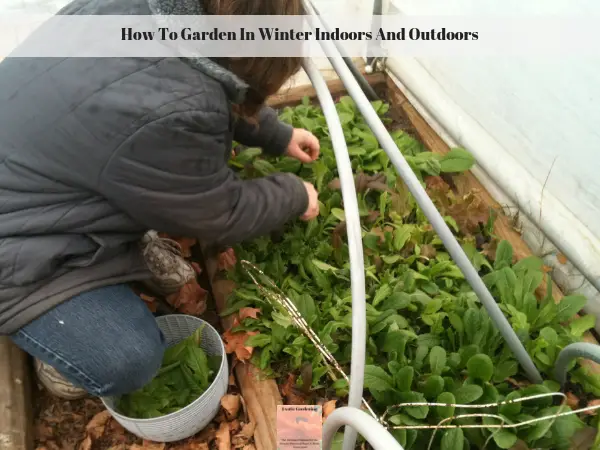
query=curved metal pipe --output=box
[346,59,379,101]
[306,1,379,101]
[303,58,367,450]
[323,407,405,450]
[555,342,600,387]
[366,0,383,71]
[303,0,543,387]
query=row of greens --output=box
[223,96,599,449]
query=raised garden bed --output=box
[210,74,600,450]
[2,70,598,450]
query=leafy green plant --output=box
[117,326,221,419]
[223,96,597,449]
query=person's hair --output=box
[204,0,304,118]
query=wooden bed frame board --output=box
[267,72,386,109]
[0,337,33,450]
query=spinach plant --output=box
[222,96,596,449]
[117,326,221,419]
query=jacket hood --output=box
[147,0,249,104]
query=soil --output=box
[34,386,108,450]
[33,374,255,450]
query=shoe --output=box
[34,358,87,400]
[140,230,196,296]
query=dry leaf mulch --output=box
[34,375,256,450]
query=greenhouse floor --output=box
[33,375,258,450]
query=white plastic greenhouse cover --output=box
[380,0,600,326]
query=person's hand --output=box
[286,128,320,163]
[300,182,319,221]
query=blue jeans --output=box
[10,284,167,396]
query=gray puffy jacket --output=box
[0,0,308,334]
